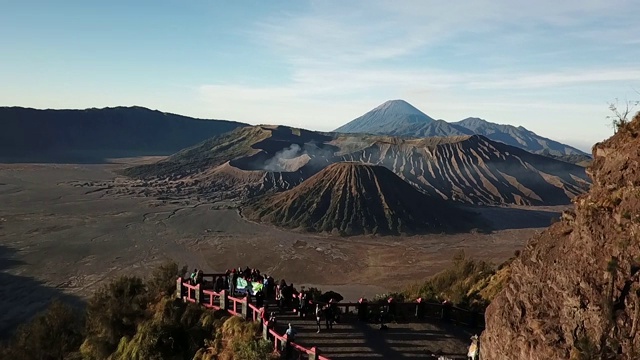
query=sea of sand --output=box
[0,158,565,338]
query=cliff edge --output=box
[482,113,640,360]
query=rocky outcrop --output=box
[481,113,640,359]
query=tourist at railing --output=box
[189,268,198,284]
[284,323,297,359]
[195,269,204,285]
[264,275,275,299]
[441,299,453,322]
[416,297,426,320]
[214,276,224,292]
[229,269,237,295]
[387,296,397,323]
[357,298,369,322]
[255,288,265,308]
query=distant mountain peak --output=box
[333,99,434,134]
[373,99,425,116]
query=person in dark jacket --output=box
[387,297,397,323]
[415,297,426,320]
[324,303,334,330]
[357,298,369,322]
[255,289,265,309]
[215,276,224,292]
[229,269,237,295]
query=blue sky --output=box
[1,1,639,151]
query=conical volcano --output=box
[334,100,435,135]
[244,162,479,235]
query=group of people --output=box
[313,300,339,333]
[187,268,204,285]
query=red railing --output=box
[248,303,261,322]
[228,296,243,316]
[177,276,328,359]
[182,282,199,303]
[202,289,221,310]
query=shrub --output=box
[0,300,84,360]
[233,338,277,360]
[84,276,150,354]
[147,261,188,298]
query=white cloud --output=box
[196,0,640,148]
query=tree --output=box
[607,97,639,133]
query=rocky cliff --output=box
[482,113,640,359]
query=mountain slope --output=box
[337,134,590,205]
[454,117,587,156]
[334,100,435,135]
[124,125,590,206]
[481,113,640,359]
[0,106,247,162]
[244,162,479,235]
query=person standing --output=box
[315,304,322,333]
[285,323,297,359]
[255,288,265,309]
[229,269,237,296]
[324,304,334,330]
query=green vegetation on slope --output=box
[0,261,275,360]
[122,126,271,179]
[392,251,515,313]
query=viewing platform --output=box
[177,275,484,359]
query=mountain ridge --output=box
[0,106,248,163]
[123,125,591,206]
[333,100,589,158]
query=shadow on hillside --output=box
[471,205,563,231]
[0,150,174,165]
[0,245,85,340]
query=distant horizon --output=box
[2,100,602,153]
[2,1,638,153]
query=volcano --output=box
[334,99,437,135]
[244,162,480,236]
